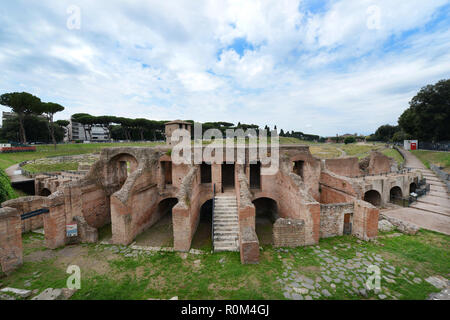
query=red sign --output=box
[410,143,417,150]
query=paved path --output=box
[5,164,34,184]
[383,148,450,235]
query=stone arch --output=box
[364,190,381,207]
[108,153,138,189]
[157,197,178,217]
[191,198,213,249]
[389,186,402,202]
[252,197,278,245]
[409,182,417,194]
[39,188,51,196]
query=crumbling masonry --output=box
[1,126,421,273]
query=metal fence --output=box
[418,141,450,151]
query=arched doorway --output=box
[410,182,417,194]
[389,186,403,206]
[191,199,213,249]
[134,197,178,247]
[364,190,381,207]
[39,188,51,196]
[108,153,138,189]
[390,186,402,201]
[252,197,278,245]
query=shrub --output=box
[0,169,16,203]
[344,136,356,144]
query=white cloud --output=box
[0,0,449,135]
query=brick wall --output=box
[240,227,259,264]
[273,218,305,247]
[2,196,47,233]
[324,158,361,177]
[0,207,23,274]
[43,191,67,249]
[352,199,379,240]
[320,203,354,238]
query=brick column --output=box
[352,199,379,240]
[0,207,22,274]
[240,227,259,264]
[43,191,67,249]
[212,164,222,193]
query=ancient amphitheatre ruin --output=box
[0,120,425,274]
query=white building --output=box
[65,120,109,142]
[404,140,418,150]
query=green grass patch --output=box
[22,162,79,173]
[411,150,450,172]
[0,142,164,170]
[381,148,405,166]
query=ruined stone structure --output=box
[0,125,421,273]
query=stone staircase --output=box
[213,195,239,252]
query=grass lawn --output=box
[0,142,164,170]
[3,229,447,300]
[411,150,450,173]
[381,148,405,166]
[22,162,79,173]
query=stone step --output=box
[215,229,239,234]
[214,224,239,229]
[214,227,239,232]
[214,247,239,252]
[214,235,238,241]
[214,240,238,246]
[214,209,237,213]
[214,206,237,209]
[214,216,239,222]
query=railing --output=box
[390,182,430,207]
[350,168,412,179]
[212,183,216,251]
[21,208,49,220]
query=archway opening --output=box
[389,186,403,204]
[109,153,138,190]
[364,190,381,207]
[191,199,213,249]
[200,162,212,184]
[134,197,178,247]
[252,197,278,245]
[39,188,51,196]
[221,164,235,190]
[410,182,417,194]
[250,161,261,189]
[293,160,304,179]
[343,213,352,235]
[161,161,172,187]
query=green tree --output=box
[0,92,42,143]
[374,124,400,142]
[41,102,65,148]
[398,79,450,141]
[344,136,356,144]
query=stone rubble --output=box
[275,244,425,300]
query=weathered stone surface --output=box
[425,276,449,289]
[273,218,305,247]
[378,219,395,232]
[380,214,419,235]
[31,288,64,300]
[0,287,32,298]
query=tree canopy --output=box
[398,79,450,141]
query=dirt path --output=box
[383,148,450,235]
[5,163,34,184]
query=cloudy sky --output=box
[1,0,449,136]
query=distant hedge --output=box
[0,169,16,203]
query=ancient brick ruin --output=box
[0,125,421,273]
